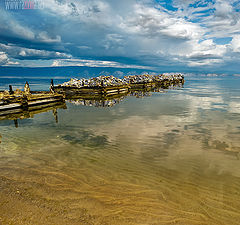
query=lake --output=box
[0,75,240,225]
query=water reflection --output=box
[0,102,66,127]
[0,77,240,224]
[67,85,181,107]
[67,94,127,107]
[61,130,108,147]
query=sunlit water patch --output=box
[0,76,240,225]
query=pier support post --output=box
[14,119,18,128]
[9,85,14,95]
[52,109,58,123]
[24,81,30,95]
[50,79,55,93]
[21,96,28,110]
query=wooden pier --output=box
[53,74,184,98]
[0,82,65,122]
[0,75,184,122]
[0,93,64,112]
[53,84,130,97]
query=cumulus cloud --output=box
[0,51,19,66]
[0,52,8,65]
[183,39,228,66]
[121,4,204,40]
[0,43,71,59]
[0,0,240,71]
[103,34,125,50]
[231,35,240,52]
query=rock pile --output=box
[58,74,184,88]
[59,75,128,88]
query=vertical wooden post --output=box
[50,79,54,93]
[9,85,14,95]
[24,81,30,94]
[52,109,58,123]
[21,96,28,110]
[14,119,18,128]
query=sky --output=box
[0,0,240,73]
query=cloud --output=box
[77,46,92,50]
[183,39,228,66]
[202,0,240,38]
[231,35,240,52]
[52,60,61,67]
[0,7,62,46]
[103,34,125,50]
[214,0,233,18]
[0,43,71,59]
[37,31,61,43]
[0,51,19,66]
[51,58,151,69]
[0,51,8,65]
[43,0,113,25]
[0,0,240,72]
[0,8,35,40]
[120,4,204,40]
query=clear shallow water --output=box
[0,76,240,225]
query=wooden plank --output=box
[0,103,22,111]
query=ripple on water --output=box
[1,77,240,224]
[0,135,240,225]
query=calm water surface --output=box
[0,76,240,225]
